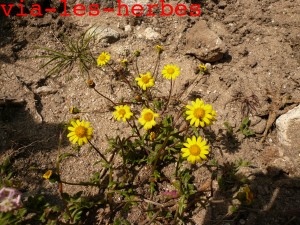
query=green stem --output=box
[135,56,140,75]
[88,140,109,164]
[93,87,116,106]
[151,130,172,173]
[56,129,73,222]
[60,180,99,187]
[153,54,161,80]
[175,155,181,178]
[163,79,173,113]
[127,120,142,139]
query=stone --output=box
[88,27,120,44]
[142,27,161,40]
[185,20,227,62]
[252,119,266,134]
[35,86,57,96]
[124,25,132,32]
[276,104,300,148]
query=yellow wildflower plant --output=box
[120,59,128,67]
[138,108,159,130]
[186,98,216,127]
[199,64,207,73]
[43,170,53,179]
[70,106,80,114]
[67,119,93,146]
[162,64,180,80]
[244,186,254,205]
[135,72,155,91]
[155,45,164,54]
[97,52,110,66]
[134,50,141,57]
[181,136,209,164]
[149,132,156,141]
[113,105,133,122]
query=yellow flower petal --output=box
[181,136,210,164]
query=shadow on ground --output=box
[0,100,68,191]
[201,166,300,225]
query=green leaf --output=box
[58,153,76,163]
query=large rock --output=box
[142,27,161,40]
[276,104,300,148]
[185,20,227,62]
[88,27,120,44]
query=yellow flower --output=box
[149,132,156,141]
[97,52,110,66]
[181,136,209,164]
[135,72,155,91]
[113,105,133,122]
[43,170,52,179]
[86,79,95,88]
[244,186,254,205]
[70,106,80,114]
[120,59,128,67]
[134,50,141,57]
[138,109,159,130]
[155,45,164,54]
[162,64,180,80]
[198,64,207,72]
[186,98,216,127]
[67,119,93,146]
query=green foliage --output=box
[0,157,14,187]
[37,27,96,77]
[24,28,255,224]
[239,117,255,137]
[0,208,26,225]
[62,191,97,223]
[224,121,234,135]
[217,160,250,192]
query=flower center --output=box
[141,76,150,84]
[167,68,175,74]
[144,112,153,121]
[75,126,87,138]
[190,144,201,156]
[194,108,205,119]
[99,55,106,61]
[118,109,126,117]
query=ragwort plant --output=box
[1,29,253,224]
[49,44,217,224]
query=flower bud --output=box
[86,79,95,88]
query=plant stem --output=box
[151,130,172,173]
[88,140,109,164]
[175,155,181,178]
[127,120,142,139]
[153,54,161,80]
[93,87,116,106]
[56,129,73,222]
[135,56,140,75]
[163,79,173,113]
[60,180,99,186]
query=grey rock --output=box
[35,86,57,96]
[185,20,227,62]
[142,27,161,40]
[124,25,132,32]
[88,27,121,44]
[252,119,266,134]
[218,0,227,9]
[276,104,300,148]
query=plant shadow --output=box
[202,166,300,225]
[0,99,68,191]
